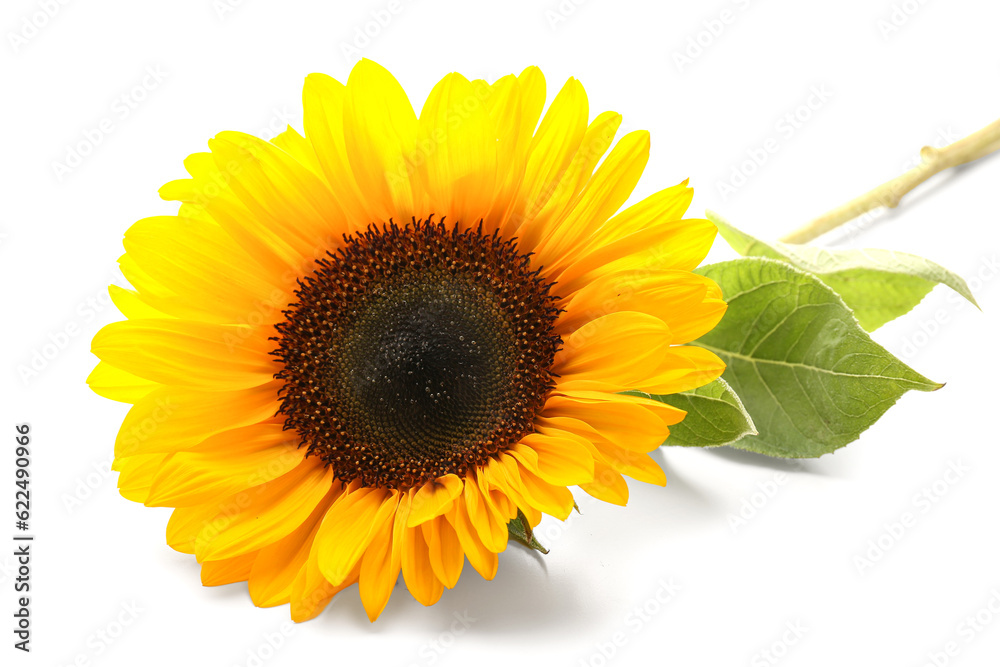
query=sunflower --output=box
[88,60,727,622]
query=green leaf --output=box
[633,379,756,448]
[507,510,548,554]
[707,211,978,331]
[692,257,942,458]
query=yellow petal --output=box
[446,501,498,580]
[87,361,159,404]
[492,66,547,237]
[484,455,537,516]
[359,491,407,622]
[201,551,257,586]
[249,490,335,607]
[207,131,346,263]
[113,382,280,458]
[269,124,324,179]
[554,311,673,385]
[401,524,444,606]
[555,389,687,425]
[407,474,464,527]
[145,423,303,507]
[108,284,167,320]
[593,441,667,486]
[117,252,174,307]
[160,152,301,278]
[167,502,222,554]
[513,77,588,248]
[558,269,724,339]
[123,214,288,324]
[534,129,648,271]
[507,453,576,520]
[482,74,524,231]
[194,460,332,561]
[634,345,727,394]
[462,472,508,553]
[532,111,622,231]
[556,217,718,295]
[477,469,517,523]
[116,453,168,503]
[580,458,630,506]
[515,433,594,485]
[343,59,423,221]
[421,515,464,589]
[92,319,275,391]
[290,548,359,623]
[514,66,546,147]
[314,485,394,585]
[554,322,725,396]
[419,73,497,226]
[538,396,669,453]
[302,73,370,225]
[580,180,693,253]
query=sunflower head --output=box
[89,59,727,622]
[273,217,563,491]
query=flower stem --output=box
[779,117,1000,244]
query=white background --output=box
[3,0,1000,665]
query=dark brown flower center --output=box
[272,218,561,489]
